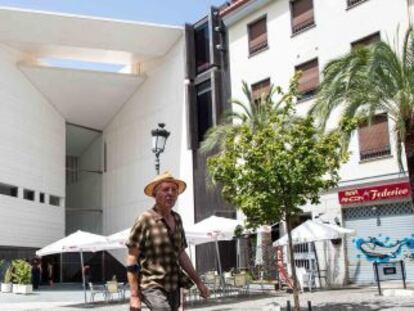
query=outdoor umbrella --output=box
[185,215,242,289]
[273,220,355,246]
[36,230,112,304]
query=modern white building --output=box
[0,7,199,274]
[221,0,414,285]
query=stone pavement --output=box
[1,285,414,311]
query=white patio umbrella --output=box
[185,216,242,289]
[36,230,111,304]
[273,220,355,246]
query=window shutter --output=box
[249,17,267,54]
[291,0,314,33]
[296,59,319,94]
[358,114,391,159]
[351,32,380,49]
[251,78,271,102]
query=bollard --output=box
[286,300,291,311]
[307,300,312,311]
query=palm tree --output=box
[310,27,414,204]
[200,76,299,154]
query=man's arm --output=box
[127,246,141,310]
[179,251,210,298]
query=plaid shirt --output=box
[126,207,193,292]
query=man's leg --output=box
[141,288,171,311]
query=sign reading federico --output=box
[338,182,411,205]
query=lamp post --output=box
[151,123,170,175]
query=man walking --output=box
[126,172,210,311]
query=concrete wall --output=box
[102,36,193,263]
[225,0,410,285]
[66,136,103,235]
[0,44,65,249]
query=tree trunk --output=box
[404,126,414,208]
[286,215,301,311]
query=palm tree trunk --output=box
[404,131,414,207]
[286,215,301,311]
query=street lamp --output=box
[151,123,170,175]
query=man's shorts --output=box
[141,288,180,311]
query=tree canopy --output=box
[207,78,346,229]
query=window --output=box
[347,0,368,8]
[351,32,380,49]
[196,80,213,143]
[291,0,315,34]
[66,156,79,184]
[251,78,271,104]
[195,23,210,73]
[23,189,35,201]
[295,58,319,99]
[358,114,391,160]
[0,183,18,197]
[39,192,45,203]
[248,16,268,55]
[49,195,61,207]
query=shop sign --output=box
[338,182,411,205]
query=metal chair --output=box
[89,282,107,302]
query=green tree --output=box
[310,27,414,203]
[207,77,345,311]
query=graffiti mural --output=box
[354,235,414,263]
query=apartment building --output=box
[220,0,414,285]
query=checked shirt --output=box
[126,207,193,292]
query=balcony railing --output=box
[347,0,368,7]
[292,17,315,34]
[360,145,391,161]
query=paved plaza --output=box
[1,285,413,311]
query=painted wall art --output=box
[354,235,414,263]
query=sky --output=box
[0,0,226,25]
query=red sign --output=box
[338,182,411,205]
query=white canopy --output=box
[185,215,243,245]
[36,230,116,256]
[273,220,355,247]
[106,215,243,246]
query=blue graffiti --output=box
[354,235,414,263]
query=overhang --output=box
[0,8,184,132]
[0,7,183,64]
[19,64,145,130]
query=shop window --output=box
[23,189,35,201]
[295,58,319,99]
[358,114,391,161]
[248,16,268,55]
[39,192,45,203]
[196,80,213,143]
[0,183,18,197]
[351,32,380,49]
[195,23,210,73]
[251,78,271,104]
[49,195,61,207]
[291,0,315,34]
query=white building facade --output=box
[221,0,414,285]
[0,8,196,269]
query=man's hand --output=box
[129,295,141,311]
[196,282,210,299]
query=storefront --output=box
[340,181,414,284]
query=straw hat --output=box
[144,171,187,197]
